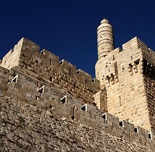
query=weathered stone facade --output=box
[95,19,155,136]
[0,19,155,151]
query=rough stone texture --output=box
[97,19,114,59]
[1,38,100,105]
[1,98,153,152]
[95,20,155,135]
[0,19,155,151]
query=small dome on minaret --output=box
[97,18,114,59]
[101,18,109,23]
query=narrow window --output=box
[119,121,123,127]
[113,55,115,60]
[131,56,133,60]
[50,76,52,81]
[72,106,75,120]
[59,61,63,64]
[129,63,133,68]
[148,132,152,139]
[119,96,122,106]
[92,79,95,82]
[135,60,140,65]
[93,102,96,106]
[11,75,18,83]
[38,85,44,94]
[102,114,107,120]
[81,104,87,111]
[134,128,138,133]
[77,70,80,74]
[60,96,67,104]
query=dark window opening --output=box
[134,128,138,133]
[148,132,152,139]
[93,102,96,106]
[102,114,107,120]
[119,121,123,127]
[129,63,133,68]
[81,104,87,111]
[11,75,18,83]
[135,60,140,65]
[72,106,75,120]
[92,79,95,82]
[50,76,52,81]
[59,61,63,64]
[77,70,80,74]
[113,55,115,60]
[38,86,44,94]
[60,96,67,104]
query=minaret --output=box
[95,19,115,87]
[97,19,114,59]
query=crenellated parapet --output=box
[0,65,154,151]
[96,37,150,88]
[1,38,100,104]
[1,18,155,151]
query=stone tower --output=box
[95,19,155,134]
[0,20,155,151]
[97,18,114,60]
[96,19,115,88]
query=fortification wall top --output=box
[1,38,100,104]
[0,66,154,151]
[95,36,155,84]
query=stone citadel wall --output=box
[1,38,100,105]
[0,31,155,151]
[142,47,155,134]
[0,40,155,151]
[0,65,154,151]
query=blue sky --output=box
[0,0,155,77]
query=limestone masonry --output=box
[0,19,155,151]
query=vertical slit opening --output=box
[119,121,123,127]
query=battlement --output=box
[1,38,100,104]
[0,65,154,151]
[122,37,148,51]
[1,18,155,151]
[95,37,155,86]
